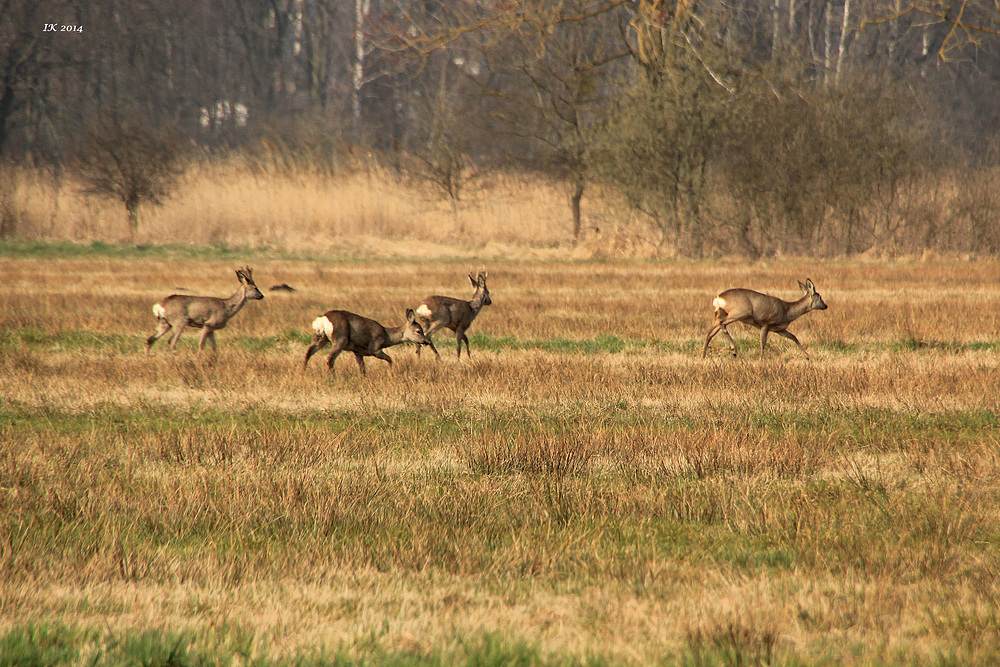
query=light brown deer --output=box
[413,272,492,359]
[702,279,828,359]
[146,267,264,354]
[303,309,428,376]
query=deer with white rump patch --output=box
[414,271,492,359]
[702,279,827,359]
[304,309,428,376]
[146,266,263,355]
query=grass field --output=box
[1,243,999,665]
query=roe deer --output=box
[146,266,264,354]
[303,309,428,376]
[414,272,492,359]
[702,279,827,359]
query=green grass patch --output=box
[5,325,1000,358]
[0,624,624,666]
[236,329,312,352]
[1,402,997,451]
[0,240,272,261]
[0,624,79,667]
[1,327,139,353]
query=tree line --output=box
[4,0,1000,256]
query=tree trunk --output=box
[824,2,833,86]
[771,0,781,61]
[352,0,370,134]
[0,83,16,155]
[126,203,139,243]
[835,0,852,86]
[571,181,584,242]
[807,0,817,67]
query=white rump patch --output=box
[152,303,167,319]
[415,304,433,320]
[712,296,727,311]
[312,315,333,339]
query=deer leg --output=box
[303,335,330,371]
[167,322,188,351]
[326,340,347,376]
[146,321,172,355]
[423,336,442,360]
[454,326,471,358]
[719,324,738,358]
[354,353,367,376]
[759,326,771,357]
[374,350,393,368]
[702,323,723,358]
[199,328,217,352]
[774,329,810,360]
[420,321,446,361]
[326,351,343,376]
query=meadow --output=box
[1,244,999,666]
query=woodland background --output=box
[3,0,1000,257]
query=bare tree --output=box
[75,114,183,242]
[476,2,630,240]
[390,1,632,242]
[863,0,1000,61]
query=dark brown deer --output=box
[414,272,491,359]
[303,309,428,376]
[702,279,828,359]
[146,267,263,354]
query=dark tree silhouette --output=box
[75,114,183,242]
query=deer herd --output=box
[146,266,829,374]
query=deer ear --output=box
[804,278,815,293]
[470,274,478,287]
[798,280,808,293]
[406,308,416,323]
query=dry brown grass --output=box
[6,160,999,262]
[2,159,594,254]
[1,253,999,665]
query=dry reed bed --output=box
[3,162,579,251]
[1,254,999,664]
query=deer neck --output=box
[786,295,812,322]
[223,288,249,319]
[468,291,487,314]
[383,324,407,347]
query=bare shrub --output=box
[74,113,183,242]
[595,46,731,257]
[724,74,922,257]
[946,167,1000,254]
[400,65,480,226]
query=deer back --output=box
[417,273,490,330]
[715,279,826,328]
[156,294,229,328]
[154,266,263,329]
[317,309,426,350]
[317,310,388,351]
[720,289,793,326]
[415,295,474,330]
